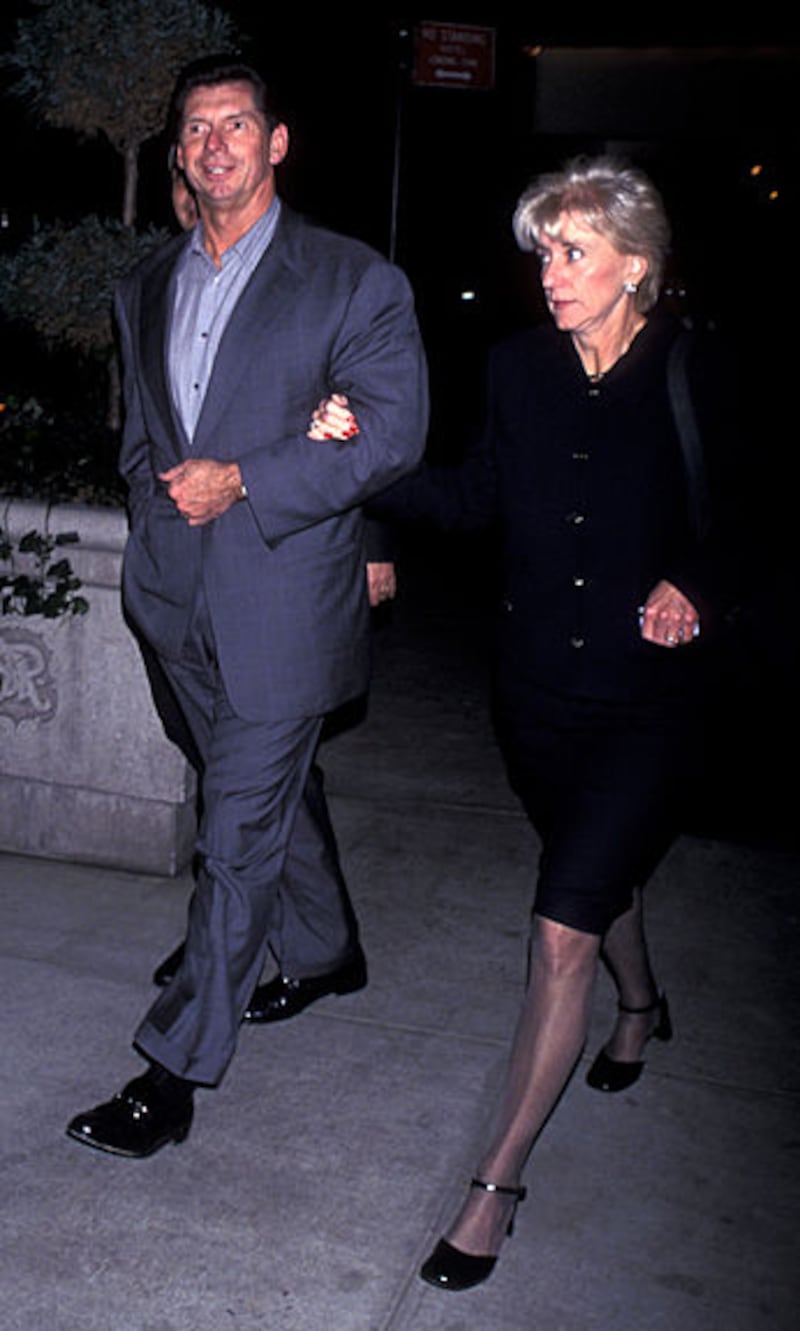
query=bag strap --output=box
[667,330,710,542]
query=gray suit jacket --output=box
[116,208,428,722]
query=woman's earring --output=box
[623,280,639,295]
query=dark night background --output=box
[1,16,796,408]
[2,17,796,449]
[1,11,797,841]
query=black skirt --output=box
[493,683,699,935]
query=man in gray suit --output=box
[67,56,427,1157]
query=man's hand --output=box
[640,579,700,647]
[159,459,244,527]
[367,562,396,606]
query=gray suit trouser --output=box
[134,596,359,1085]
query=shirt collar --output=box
[188,196,282,269]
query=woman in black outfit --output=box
[311,157,730,1291]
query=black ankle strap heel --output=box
[419,1178,528,1291]
[586,993,672,1093]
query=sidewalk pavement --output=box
[1,537,798,1331]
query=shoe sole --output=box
[65,1119,192,1158]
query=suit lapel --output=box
[139,234,191,458]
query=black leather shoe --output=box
[420,1239,496,1292]
[243,948,367,1023]
[586,993,673,1093]
[419,1179,527,1292]
[66,1073,193,1157]
[152,941,185,987]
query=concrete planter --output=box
[0,498,196,873]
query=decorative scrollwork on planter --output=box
[0,625,58,725]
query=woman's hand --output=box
[640,579,700,647]
[307,393,359,441]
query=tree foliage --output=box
[0,215,170,356]
[0,0,244,458]
[6,0,239,154]
[4,0,242,223]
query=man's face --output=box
[176,80,288,218]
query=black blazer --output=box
[378,309,735,705]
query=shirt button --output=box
[502,598,514,612]
[566,511,586,526]
[573,576,586,587]
[572,451,589,461]
[570,635,585,649]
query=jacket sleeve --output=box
[238,257,429,546]
[661,328,744,634]
[369,356,501,533]
[363,518,394,562]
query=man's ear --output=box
[268,123,289,166]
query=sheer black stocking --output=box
[597,887,662,1061]
[444,915,600,1258]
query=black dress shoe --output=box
[419,1179,527,1292]
[586,993,673,1093]
[243,948,367,1023]
[66,1072,193,1158]
[152,941,186,987]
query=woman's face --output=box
[536,212,646,339]
[172,170,198,231]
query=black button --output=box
[573,576,586,587]
[570,635,585,649]
[566,511,586,526]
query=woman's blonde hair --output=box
[513,156,671,313]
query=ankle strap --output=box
[471,1177,527,1201]
[618,994,662,1016]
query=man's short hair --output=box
[168,54,281,143]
